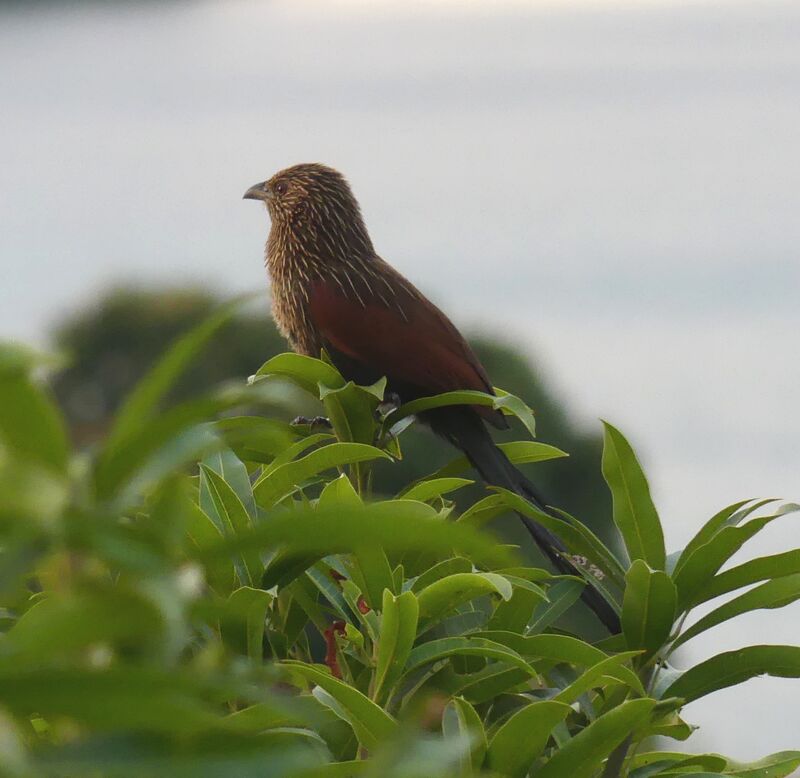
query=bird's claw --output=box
[291,415,333,430]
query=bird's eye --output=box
[274,181,288,196]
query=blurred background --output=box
[1,0,798,759]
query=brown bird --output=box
[244,163,619,633]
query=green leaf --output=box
[554,651,642,703]
[384,388,537,439]
[724,751,800,777]
[492,388,538,438]
[219,586,272,661]
[442,697,487,775]
[214,416,298,464]
[318,473,363,508]
[673,574,800,650]
[200,464,261,587]
[433,441,566,479]
[0,667,232,733]
[410,557,473,593]
[453,666,531,705]
[101,302,236,468]
[1,589,163,665]
[674,507,797,610]
[486,700,573,777]
[282,662,398,750]
[622,560,677,658]
[490,489,626,589]
[476,631,643,692]
[254,352,345,394]
[253,443,391,507]
[664,645,800,702]
[672,499,754,576]
[36,730,326,777]
[347,546,395,611]
[405,636,537,677]
[400,478,474,502]
[319,380,382,444]
[601,421,664,569]
[0,366,69,474]
[535,698,656,778]
[527,579,584,633]
[373,590,419,703]
[201,447,257,518]
[629,751,729,775]
[416,572,513,625]
[489,586,545,633]
[199,503,514,571]
[94,392,260,503]
[696,549,800,605]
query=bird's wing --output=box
[307,270,503,423]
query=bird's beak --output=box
[243,181,270,201]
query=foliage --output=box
[1,308,798,777]
[49,287,612,539]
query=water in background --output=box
[1,0,799,758]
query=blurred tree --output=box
[49,287,611,542]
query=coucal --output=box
[244,163,619,633]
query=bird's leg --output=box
[291,415,333,430]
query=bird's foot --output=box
[377,391,402,417]
[291,415,333,430]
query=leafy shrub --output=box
[0,306,798,777]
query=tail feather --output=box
[427,408,621,634]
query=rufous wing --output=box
[307,276,505,426]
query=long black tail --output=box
[428,408,621,634]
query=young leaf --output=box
[622,560,677,658]
[486,700,573,778]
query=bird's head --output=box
[243,163,360,226]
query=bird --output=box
[244,163,619,633]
